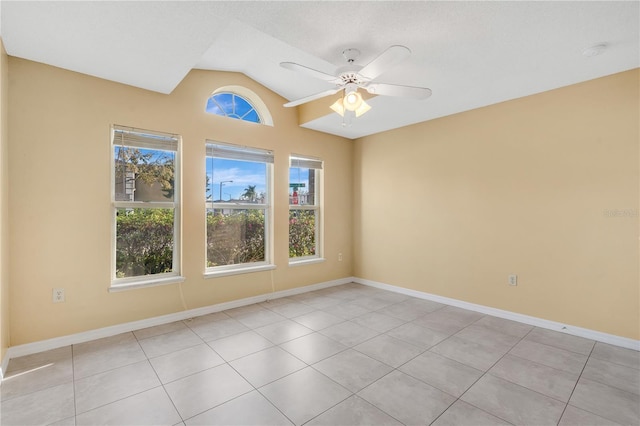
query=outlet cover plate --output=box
[53,288,65,303]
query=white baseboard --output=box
[354,277,640,351]
[1,277,353,376]
[3,275,637,379]
[0,353,6,381]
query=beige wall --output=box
[5,55,639,348]
[0,41,10,362]
[354,69,640,340]
[8,58,353,346]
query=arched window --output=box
[205,86,273,126]
[206,93,260,123]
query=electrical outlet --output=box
[338,252,343,262]
[508,274,517,286]
[53,288,65,303]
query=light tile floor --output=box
[1,283,639,425]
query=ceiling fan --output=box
[280,45,432,124]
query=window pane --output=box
[242,109,259,123]
[207,209,265,266]
[234,95,253,117]
[114,146,175,202]
[205,92,261,124]
[289,167,316,205]
[205,96,225,116]
[116,208,174,278]
[206,157,266,203]
[289,209,316,257]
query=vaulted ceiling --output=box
[1,1,638,139]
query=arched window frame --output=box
[205,86,273,126]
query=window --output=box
[205,142,274,276]
[205,86,274,126]
[289,155,323,263]
[206,93,261,123]
[111,126,182,290]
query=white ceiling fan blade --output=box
[366,83,432,99]
[283,88,341,107]
[358,45,411,80]
[280,62,341,83]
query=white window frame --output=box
[289,154,324,266]
[204,142,274,278]
[110,125,184,291]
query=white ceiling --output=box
[1,1,638,139]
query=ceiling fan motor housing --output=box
[338,71,366,85]
[342,48,361,63]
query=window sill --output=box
[288,257,325,267]
[109,275,186,292]
[204,264,276,279]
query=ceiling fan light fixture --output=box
[330,90,371,118]
[354,99,371,117]
[342,84,370,116]
[343,91,362,111]
[330,98,345,116]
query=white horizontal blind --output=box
[207,142,273,163]
[290,155,323,170]
[112,126,178,151]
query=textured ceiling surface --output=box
[1,1,638,139]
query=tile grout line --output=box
[555,341,595,425]
[164,291,480,425]
[6,284,637,425]
[142,321,253,424]
[252,385,297,426]
[136,326,187,424]
[289,295,520,424]
[74,331,183,421]
[241,307,352,426]
[399,318,484,426]
[587,345,640,371]
[554,342,635,426]
[335,305,456,425]
[430,322,536,426]
[205,296,354,424]
[262,291,408,425]
[295,370,355,426]
[178,292,375,424]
